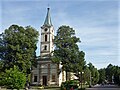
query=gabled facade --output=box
[31,8,66,86]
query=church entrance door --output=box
[43,76,47,86]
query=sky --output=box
[0,0,119,69]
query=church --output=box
[31,8,66,86]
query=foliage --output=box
[94,68,99,84]
[88,63,99,85]
[105,64,113,82]
[52,25,82,80]
[0,60,3,71]
[98,68,106,84]
[114,66,120,85]
[83,66,91,85]
[0,66,26,89]
[78,88,86,90]
[73,51,86,73]
[97,64,120,85]
[73,51,86,85]
[105,64,120,85]
[61,80,78,90]
[0,25,39,73]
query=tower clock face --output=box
[44,28,48,32]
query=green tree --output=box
[98,68,106,84]
[88,63,99,85]
[0,60,3,71]
[73,51,86,73]
[114,66,120,85]
[0,60,3,78]
[106,64,114,83]
[0,25,39,73]
[73,51,86,86]
[106,64,120,85]
[94,68,99,84]
[83,66,91,85]
[0,66,26,89]
[52,25,80,80]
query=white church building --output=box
[31,8,66,86]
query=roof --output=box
[44,8,52,26]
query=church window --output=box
[52,74,56,82]
[45,35,47,41]
[34,75,37,82]
[45,28,48,32]
[44,45,47,50]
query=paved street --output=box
[29,85,120,90]
[86,84,120,90]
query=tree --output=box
[73,51,86,73]
[0,66,26,89]
[106,64,120,85]
[98,68,106,84]
[94,68,99,84]
[0,60,3,71]
[52,25,80,80]
[0,25,39,73]
[73,51,86,86]
[106,64,114,83]
[114,66,120,85]
[88,63,99,85]
[83,66,91,85]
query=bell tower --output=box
[40,8,54,57]
[31,7,65,86]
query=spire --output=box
[44,7,52,26]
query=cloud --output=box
[53,10,119,67]
[1,0,119,69]
[53,1,119,68]
[0,1,2,33]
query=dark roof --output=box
[44,8,52,26]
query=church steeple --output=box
[40,7,54,57]
[44,8,52,26]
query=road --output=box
[28,84,120,90]
[86,84,120,90]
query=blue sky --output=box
[0,0,119,69]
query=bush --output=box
[61,80,79,90]
[78,88,85,90]
[0,66,26,89]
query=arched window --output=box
[44,45,47,50]
[45,35,47,41]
